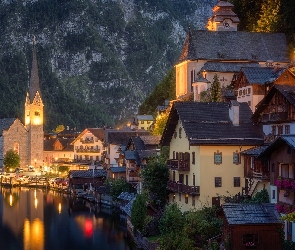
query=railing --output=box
[80,138,94,144]
[245,171,270,181]
[167,181,200,196]
[127,176,140,182]
[166,159,190,171]
[261,112,288,122]
[76,148,100,153]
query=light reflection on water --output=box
[0,187,133,250]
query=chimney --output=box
[229,100,240,126]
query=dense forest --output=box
[138,0,295,115]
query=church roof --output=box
[161,102,264,146]
[178,30,288,63]
[0,118,17,136]
[29,43,41,102]
[200,61,260,73]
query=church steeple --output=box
[206,0,240,31]
[29,36,41,103]
[25,37,44,169]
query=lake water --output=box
[0,187,134,250]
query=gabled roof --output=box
[140,135,161,146]
[110,166,126,173]
[117,192,136,201]
[136,115,154,121]
[122,197,136,217]
[107,130,151,145]
[239,67,282,85]
[258,135,295,158]
[161,102,264,146]
[129,137,146,150]
[241,146,268,157]
[253,85,295,122]
[223,203,282,225]
[178,30,288,63]
[200,62,260,73]
[69,170,107,178]
[0,118,18,136]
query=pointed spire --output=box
[29,35,41,103]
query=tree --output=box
[152,111,169,136]
[109,178,132,200]
[3,150,20,171]
[140,158,169,208]
[254,0,281,32]
[58,165,69,173]
[209,74,222,102]
[131,194,147,232]
[53,124,65,133]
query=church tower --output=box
[25,38,44,169]
[206,0,240,31]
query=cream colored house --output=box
[176,0,289,100]
[71,128,105,169]
[0,41,44,169]
[160,101,264,212]
[136,115,154,131]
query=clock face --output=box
[223,21,230,28]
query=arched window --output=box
[14,142,19,154]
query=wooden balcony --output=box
[245,170,270,181]
[127,176,140,182]
[166,159,190,171]
[80,138,94,144]
[76,148,100,153]
[261,112,288,122]
[167,181,200,196]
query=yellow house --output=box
[160,101,264,212]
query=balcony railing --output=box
[76,148,100,153]
[166,159,190,171]
[167,181,200,196]
[80,138,95,144]
[261,112,288,122]
[245,170,270,181]
[127,176,140,182]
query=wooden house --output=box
[69,169,107,190]
[222,203,283,250]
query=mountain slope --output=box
[0,0,216,131]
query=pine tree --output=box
[209,74,222,102]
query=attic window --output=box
[174,131,177,139]
[179,127,182,138]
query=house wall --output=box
[2,120,29,168]
[168,121,253,212]
[73,131,103,163]
[228,224,283,250]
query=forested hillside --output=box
[0,0,216,132]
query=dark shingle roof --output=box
[259,135,295,158]
[110,167,126,173]
[140,135,161,146]
[69,170,107,178]
[107,130,151,145]
[130,137,146,150]
[200,62,260,73]
[161,102,264,146]
[122,197,136,216]
[223,203,282,225]
[240,67,282,84]
[0,118,17,136]
[117,192,136,201]
[241,146,268,156]
[178,30,288,63]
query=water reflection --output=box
[0,188,133,250]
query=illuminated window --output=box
[35,111,40,116]
[14,142,19,154]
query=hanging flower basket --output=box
[275,177,283,189]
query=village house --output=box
[176,0,289,101]
[135,115,154,131]
[222,203,283,250]
[160,101,264,211]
